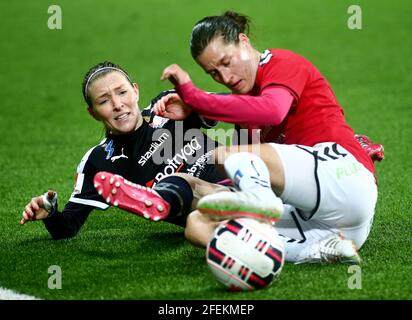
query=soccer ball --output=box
[206,218,285,291]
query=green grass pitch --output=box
[0,0,411,300]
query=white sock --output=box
[224,152,273,195]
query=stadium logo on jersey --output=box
[138,132,170,166]
[152,137,203,185]
[104,140,114,160]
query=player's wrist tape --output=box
[42,192,58,218]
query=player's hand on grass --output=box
[161,64,191,86]
[153,92,192,120]
[20,191,57,225]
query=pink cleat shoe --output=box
[355,134,385,162]
[93,171,170,221]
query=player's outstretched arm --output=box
[20,191,57,225]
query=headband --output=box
[84,67,132,99]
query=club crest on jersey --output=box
[104,140,114,160]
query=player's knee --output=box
[342,217,374,250]
[184,213,203,247]
[185,211,217,248]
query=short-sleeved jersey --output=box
[251,49,374,175]
[43,100,223,239]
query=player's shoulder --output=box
[259,49,292,69]
[269,48,314,67]
[76,138,109,172]
[260,48,313,78]
[268,48,301,58]
[142,104,173,129]
[141,89,179,129]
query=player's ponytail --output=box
[223,11,250,35]
[190,11,251,59]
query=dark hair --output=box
[190,11,250,59]
[82,61,132,107]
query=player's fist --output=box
[20,191,58,225]
[161,64,191,86]
[153,92,192,120]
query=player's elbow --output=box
[44,222,79,240]
[49,228,79,240]
[49,229,78,240]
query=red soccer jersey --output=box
[252,49,375,175]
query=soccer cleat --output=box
[197,190,283,223]
[93,171,170,221]
[355,134,384,162]
[296,234,361,265]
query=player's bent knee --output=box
[184,213,204,247]
[185,211,219,248]
[342,216,375,250]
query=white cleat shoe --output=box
[296,234,361,265]
[197,190,283,223]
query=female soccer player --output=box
[157,11,379,263]
[20,61,227,239]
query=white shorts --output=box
[269,142,378,249]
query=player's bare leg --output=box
[172,173,231,247]
[184,210,221,247]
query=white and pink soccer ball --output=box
[206,218,285,291]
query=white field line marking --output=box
[0,287,42,300]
